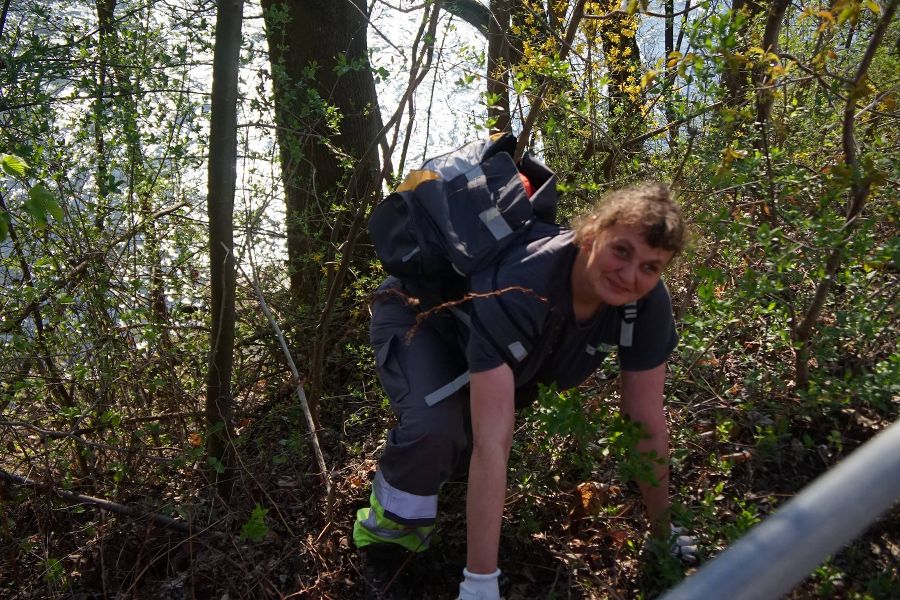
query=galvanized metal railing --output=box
[661,419,900,600]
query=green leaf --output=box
[56,292,76,305]
[2,154,28,178]
[0,211,8,242]
[239,504,269,543]
[864,0,881,14]
[23,197,48,228]
[29,184,63,223]
[43,558,64,583]
[207,456,226,474]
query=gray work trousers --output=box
[370,277,473,526]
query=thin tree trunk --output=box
[752,0,791,222]
[722,0,763,107]
[205,0,243,500]
[95,0,176,413]
[93,0,115,231]
[260,0,383,311]
[596,0,645,178]
[487,0,512,133]
[515,0,585,159]
[663,0,677,147]
[0,0,12,41]
[792,0,899,388]
[754,0,791,148]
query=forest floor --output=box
[2,361,899,599]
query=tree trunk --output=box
[260,0,383,310]
[596,0,645,178]
[487,0,512,133]
[722,0,763,107]
[663,0,678,147]
[753,0,791,148]
[205,0,243,499]
[0,0,12,41]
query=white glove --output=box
[456,568,502,600]
[670,524,699,563]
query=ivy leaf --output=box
[2,153,28,178]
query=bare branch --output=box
[0,203,187,334]
[235,256,333,514]
[0,468,196,534]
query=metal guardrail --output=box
[661,419,900,600]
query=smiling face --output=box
[571,223,674,319]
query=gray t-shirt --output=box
[464,222,678,405]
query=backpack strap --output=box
[619,301,639,347]
[420,297,529,408]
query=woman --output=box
[355,182,688,599]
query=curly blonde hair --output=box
[571,182,687,254]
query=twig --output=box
[623,101,723,148]
[374,285,550,344]
[69,412,200,434]
[677,326,731,383]
[0,202,186,333]
[583,4,703,20]
[0,420,181,461]
[234,258,334,518]
[0,468,195,534]
[670,128,697,190]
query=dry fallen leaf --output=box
[608,529,629,551]
[697,355,720,367]
[569,481,610,526]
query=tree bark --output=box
[205,0,243,499]
[722,0,763,107]
[487,0,512,133]
[260,0,383,310]
[753,0,791,149]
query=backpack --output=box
[368,132,558,279]
[368,133,638,395]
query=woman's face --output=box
[576,222,674,308]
